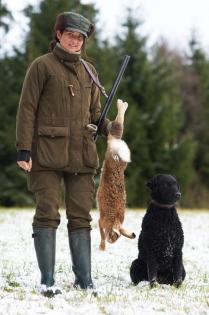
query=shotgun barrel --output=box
[94,55,130,141]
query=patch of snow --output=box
[0,209,208,315]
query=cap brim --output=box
[65,27,88,38]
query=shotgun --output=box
[94,55,130,141]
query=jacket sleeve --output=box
[16,58,46,151]
[89,66,110,136]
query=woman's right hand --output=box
[17,158,32,172]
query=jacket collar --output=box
[53,43,80,63]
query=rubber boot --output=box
[33,227,61,297]
[68,229,94,290]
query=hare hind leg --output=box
[115,99,128,125]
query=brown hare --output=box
[97,99,135,250]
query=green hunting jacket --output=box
[16,44,109,173]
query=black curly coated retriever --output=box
[130,174,186,288]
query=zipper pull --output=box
[68,84,75,96]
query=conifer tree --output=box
[0,52,31,206]
[0,2,12,34]
[114,11,196,206]
[0,2,207,208]
[189,38,209,189]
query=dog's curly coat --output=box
[130,174,186,288]
[96,100,135,250]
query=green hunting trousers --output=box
[28,171,94,230]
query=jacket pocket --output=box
[37,126,69,168]
[83,130,99,169]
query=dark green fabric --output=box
[33,227,56,287]
[29,171,94,229]
[16,44,109,173]
[62,12,94,38]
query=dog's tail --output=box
[109,138,131,162]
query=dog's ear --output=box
[171,174,178,182]
[146,178,153,189]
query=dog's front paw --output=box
[150,279,158,288]
[173,278,182,288]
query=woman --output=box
[16,11,122,297]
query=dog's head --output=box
[146,174,181,205]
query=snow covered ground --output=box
[0,208,208,315]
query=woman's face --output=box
[56,30,84,53]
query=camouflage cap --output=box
[56,12,95,38]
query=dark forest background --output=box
[1,0,209,208]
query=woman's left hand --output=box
[17,158,32,172]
